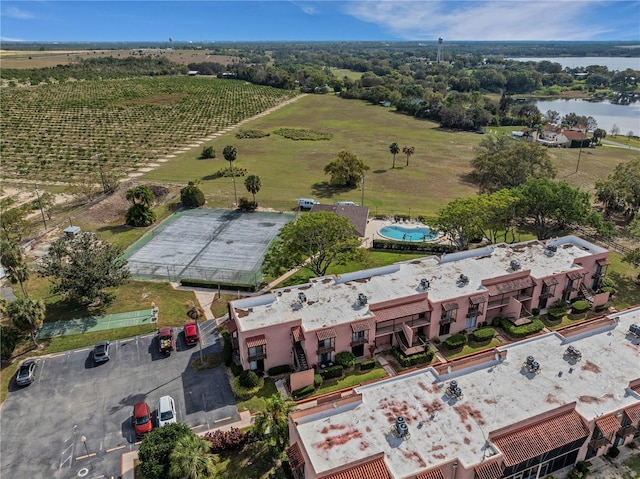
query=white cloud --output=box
[290,1,319,15]
[1,36,26,42]
[344,0,614,41]
[2,6,35,20]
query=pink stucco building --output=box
[227,235,611,373]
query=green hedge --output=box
[444,333,468,349]
[267,364,292,376]
[239,370,260,388]
[392,347,434,368]
[292,384,315,399]
[600,286,616,295]
[471,327,495,342]
[222,331,233,367]
[548,308,567,321]
[494,317,545,338]
[360,359,376,370]
[335,351,356,368]
[320,365,343,379]
[571,300,591,314]
[314,374,323,387]
[180,278,257,292]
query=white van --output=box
[298,198,318,209]
[335,201,358,206]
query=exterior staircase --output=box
[294,343,309,371]
[394,330,410,351]
[579,283,595,304]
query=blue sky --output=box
[1,1,639,43]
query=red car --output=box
[132,401,153,438]
[183,321,199,346]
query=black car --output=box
[93,340,111,363]
[15,359,37,386]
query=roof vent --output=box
[297,292,307,304]
[395,416,409,438]
[523,355,541,374]
[357,293,368,306]
[292,301,303,311]
[420,278,430,290]
[564,345,582,360]
[546,244,557,253]
[629,323,640,337]
[457,274,469,286]
[445,380,463,399]
[510,260,521,271]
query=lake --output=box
[507,57,640,71]
[534,98,640,136]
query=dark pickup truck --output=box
[158,327,175,354]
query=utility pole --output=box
[361,173,365,206]
[34,184,47,229]
[575,142,583,173]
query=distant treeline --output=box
[1,56,187,84]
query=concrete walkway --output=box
[376,354,397,377]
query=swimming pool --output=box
[378,224,439,242]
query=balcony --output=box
[466,308,483,318]
[488,297,510,309]
[350,337,368,347]
[617,425,638,437]
[248,350,267,362]
[540,290,554,299]
[317,344,335,355]
[588,437,610,450]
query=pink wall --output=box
[290,369,315,391]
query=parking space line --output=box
[214,416,232,423]
[190,424,204,431]
[48,352,66,358]
[106,445,126,453]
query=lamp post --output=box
[361,173,365,206]
[575,141,583,173]
[80,435,93,470]
[34,184,47,229]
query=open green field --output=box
[143,94,638,217]
[0,77,297,185]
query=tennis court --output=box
[37,309,153,339]
[123,209,294,288]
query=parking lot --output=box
[0,319,237,479]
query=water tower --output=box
[437,37,444,63]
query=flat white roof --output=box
[294,308,640,477]
[232,236,606,333]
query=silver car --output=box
[93,340,111,363]
[15,359,37,386]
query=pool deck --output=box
[363,218,448,247]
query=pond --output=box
[507,57,640,71]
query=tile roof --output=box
[596,258,611,266]
[595,415,621,436]
[563,130,589,140]
[474,461,504,479]
[286,443,305,472]
[322,456,389,479]
[351,320,371,332]
[492,409,589,466]
[567,271,583,280]
[442,301,460,311]
[310,204,370,237]
[543,277,559,286]
[416,468,445,479]
[625,403,640,425]
[373,301,431,321]
[316,328,337,341]
[291,326,305,342]
[470,294,487,304]
[487,277,535,295]
[246,334,267,348]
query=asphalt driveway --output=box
[0,319,237,479]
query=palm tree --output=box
[402,146,415,167]
[244,175,262,204]
[223,145,238,205]
[389,142,400,169]
[8,297,45,349]
[168,433,217,479]
[253,393,296,452]
[126,185,154,207]
[1,239,29,296]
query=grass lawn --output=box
[607,252,640,310]
[313,365,387,396]
[143,94,637,217]
[235,378,278,414]
[213,441,290,479]
[622,452,640,477]
[438,338,502,360]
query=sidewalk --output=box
[121,410,254,479]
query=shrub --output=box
[360,359,376,370]
[471,327,495,343]
[238,197,257,211]
[335,351,356,369]
[600,277,616,289]
[392,347,434,368]
[594,302,609,313]
[273,127,332,141]
[432,337,441,344]
[239,370,260,388]
[494,317,545,339]
[211,167,248,179]
[571,300,591,314]
[222,331,232,367]
[320,365,343,379]
[444,333,468,349]
[180,181,205,207]
[125,203,156,227]
[600,286,616,295]
[532,308,540,316]
[548,308,567,321]
[200,146,215,159]
[314,374,323,387]
[292,384,315,398]
[267,364,292,376]
[204,427,248,453]
[230,363,243,377]
[0,326,22,361]
[232,375,264,399]
[235,129,270,139]
[575,461,589,474]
